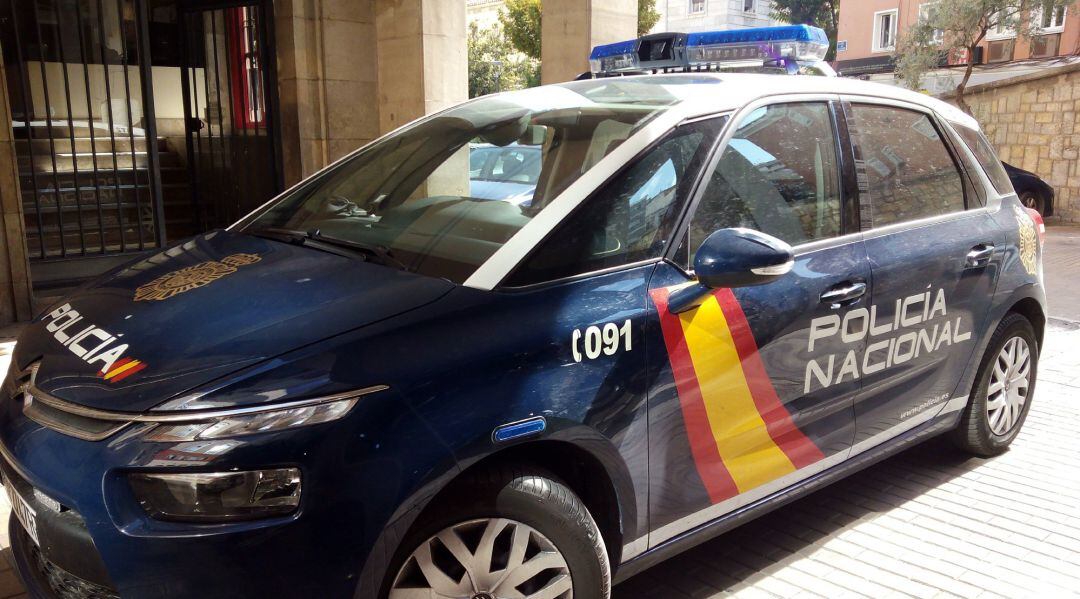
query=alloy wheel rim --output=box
[986,336,1031,436]
[390,518,573,599]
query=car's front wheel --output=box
[952,313,1038,456]
[385,468,610,599]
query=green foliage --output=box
[498,0,670,62]
[468,22,541,98]
[500,0,542,60]
[639,0,661,36]
[771,0,839,60]
[896,0,1076,113]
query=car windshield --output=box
[240,77,710,283]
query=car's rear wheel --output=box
[1020,191,1045,215]
[385,468,610,599]
[952,313,1038,456]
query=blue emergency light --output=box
[589,25,830,75]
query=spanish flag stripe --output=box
[678,294,797,492]
[104,359,141,380]
[108,361,147,383]
[651,288,740,503]
[713,289,825,469]
[100,357,132,377]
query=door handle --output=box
[820,281,867,308]
[965,243,995,268]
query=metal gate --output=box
[180,0,280,231]
[0,0,165,262]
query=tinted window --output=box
[686,102,841,256]
[955,125,1013,196]
[847,104,964,228]
[505,117,726,286]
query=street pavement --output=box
[0,230,1078,598]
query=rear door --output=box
[841,100,1004,446]
[647,99,867,545]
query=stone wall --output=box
[944,62,1080,223]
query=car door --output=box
[646,100,867,546]
[841,100,1005,446]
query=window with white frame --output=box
[744,0,755,12]
[1036,2,1067,32]
[872,9,898,52]
[689,0,706,15]
[987,11,1017,39]
[919,2,945,44]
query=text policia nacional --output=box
[804,288,971,394]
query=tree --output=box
[500,0,542,60]
[897,0,1076,115]
[468,22,541,98]
[639,0,661,36]
[771,0,840,60]
[499,0,668,62]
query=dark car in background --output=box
[1004,162,1055,217]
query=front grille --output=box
[29,540,120,599]
[23,393,131,441]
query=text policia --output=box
[804,288,971,393]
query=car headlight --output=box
[128,468,301,522]
[142,396,359,442]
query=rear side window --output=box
[955,125,1014,196]
[504,117,726,286]
[847,104,965,228]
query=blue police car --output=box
[1,26,1046,599]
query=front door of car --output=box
[645,100,867,546]
[840,101,1005,446]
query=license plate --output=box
[6,483,39,546]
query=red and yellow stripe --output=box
[652,286,823,504]
[99,358,147,383]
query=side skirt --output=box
[613,409,962,583]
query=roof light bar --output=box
[589,25,830,75]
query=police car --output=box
[0,25,1046,599]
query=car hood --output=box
[17,230,455,412]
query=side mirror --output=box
[668,228,793,313]
[695,228,794,288]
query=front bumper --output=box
[0,398,385,598]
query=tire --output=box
[1019,191,1045,215]
[951,313,1038,457]
[383,467,611,599]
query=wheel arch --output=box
[1006,296,1046,348]
[430,438,633,569]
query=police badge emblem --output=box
[1014,205,1038,276]
[134,253,262,301]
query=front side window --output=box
[683,102,842,257]
[873,10,898,52]
[241,77,708,284]
[846,104,965,228]
[955,124,1014,196]
[505,117,727,286]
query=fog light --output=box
[129,468,301,522]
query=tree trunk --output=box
[955,44,977,116]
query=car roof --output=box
[564,73,979,130]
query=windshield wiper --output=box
[308,230,409,271]
[247,227,408,271]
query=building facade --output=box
[651,0,779,34]
[835,0,1080,92]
